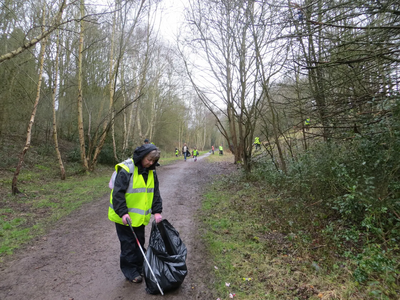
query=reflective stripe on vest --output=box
[109,204,152,216]
[108,159,154,226]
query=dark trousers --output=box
[115,223,145,280]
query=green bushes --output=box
[252,108,400,296]
[255,134,400,240]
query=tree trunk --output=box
[12,6,48,194]
[52,28,66,180]
[77,0,89,171]
[92,0,117,169]
[121,68,128,153]
[265,90,287,174]
[133,25,151,144]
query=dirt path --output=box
[0,153,233,300]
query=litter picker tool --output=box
[127,218,164,296]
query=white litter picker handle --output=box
[127,219,164,296]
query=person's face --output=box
[142,155,155,168]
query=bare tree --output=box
[12,5,48,194]
[181,0,285,172]
[0,0,67,63]
[1,0,198,180]
[91,0,148,168]
[52,28,66,180]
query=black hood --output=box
[133,144,159,170]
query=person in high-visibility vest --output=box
[254,136,261,150]
[304,118,310,131]
[108,143,163,284]
[175,148,179,157]
[219,145,223,155]
[192,147,199,162]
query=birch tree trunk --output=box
[93,0,118,167]
[125,53,149,149]
[12,6,48,194]
[132,23,151,144]
[52,28,66,180]
[77,0,89,171]
[120,67,128,153]
[111,2,119,162]
[145,71,163,141]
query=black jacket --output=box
[112,144,163,218]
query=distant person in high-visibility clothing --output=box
[254,136,261,150]
[175,148,179,157]
[219,145,223,155]
[304,118,310,131]
[108,144,163,284]
[192,147,199,162]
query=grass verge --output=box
[199,170,393,299]
[0,165,110,262]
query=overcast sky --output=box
[90,0,187,42]
[156,0,186,42]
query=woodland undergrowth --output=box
[201,125,400,299]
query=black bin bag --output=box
[144,219,188,294]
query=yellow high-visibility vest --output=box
[108,159,154,227]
